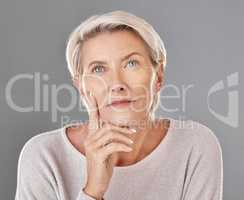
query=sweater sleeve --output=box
[76,188,105,200]
[181,123,223,200]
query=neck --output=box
[114,115,158,167]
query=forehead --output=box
[80,30,150,64]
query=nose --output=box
[111,83,127,93]
[109,69,128,94]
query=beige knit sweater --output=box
[15,118,223,200]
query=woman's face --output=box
[77,30,162,127]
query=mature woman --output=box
[15,10,223,200]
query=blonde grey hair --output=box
[65,10,167,116]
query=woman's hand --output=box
[82,91,136,199]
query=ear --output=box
[154,62,164,92]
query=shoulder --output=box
[17,127,64,168]
[20,127,63,152]
[15,128,64,199]
[176,120,224,199]
[171,118,223,158]
[188,120,222,156]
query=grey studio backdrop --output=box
[0,0,243,199]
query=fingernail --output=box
[89,91,93,97]
[130,128,137,133]
[126,147,133,151]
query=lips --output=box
[107,99,136,106]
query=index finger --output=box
[83,90,101,134]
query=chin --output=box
[100,110,146,127]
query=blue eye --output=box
[126,60,138,69]
[91,65,105,74]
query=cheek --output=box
[129,71,154,97]
[82,74,106,92]
[80,76,105,105]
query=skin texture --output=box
[68,30,170,199]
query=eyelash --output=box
[91,59,139,74]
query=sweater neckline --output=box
[61,117,175,172]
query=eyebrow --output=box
[87,52,143,69]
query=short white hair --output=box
[65,10,167,115]
[66,10,167,78]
